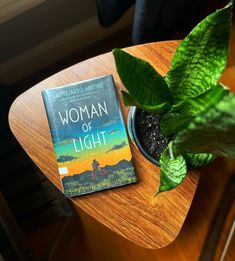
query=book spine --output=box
[41,91,57,146]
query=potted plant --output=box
[113,1,235,194]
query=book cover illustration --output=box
[42,75,137,197]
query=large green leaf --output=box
[173,94,235,159]
[121,90,171,114]
[160,112,194,138]
[156,144,187,194]
[183,153,215,168]
[165,2,232,102]
[160,83,229,137]
[113,49,173,109]
[121,90,139,107]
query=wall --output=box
[0,0,133,84]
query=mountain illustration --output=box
[62,159,134,185]
[102,159,132,172]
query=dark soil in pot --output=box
[135,109,168,162]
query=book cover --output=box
[42,75,137,197]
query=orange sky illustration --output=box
[58,146,132,177]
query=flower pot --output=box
[127,107,168,166]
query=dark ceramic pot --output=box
[127,107,160,166]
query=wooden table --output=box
[9,41,198,249]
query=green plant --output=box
[113,1,234,194]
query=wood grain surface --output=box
[9,41,199,249]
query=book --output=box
[42,75,137,197]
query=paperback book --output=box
[42,75,137,197]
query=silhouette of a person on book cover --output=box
[92,159,103,180]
